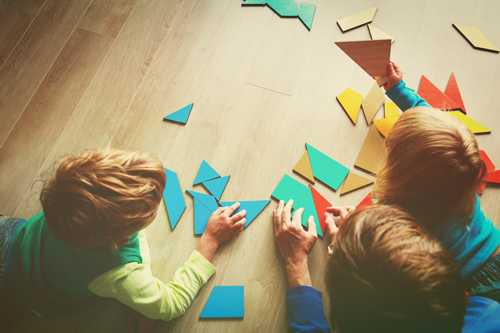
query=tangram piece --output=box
[340,172,374,195]
[193,160,220,185]
[355,125,386,174]
[163,103,194,124]
[362,82,385,124]
[368,24,394,43]
[453,24,499,53]
[202,176,230,201]
[163,168,186,230]
[447,111,491,134]
[271,174,307,209]
[293,151,315,183]
[373,115,400,137]
[194,198,212,235]
[186,190,219,212]
[384,102,400,118]
[417,76,461,111]
[219,200,270,228]
[356,192,372,209]
[200,286,244,318]
[375,76,388,87]
[242,0,267,5]
[335,39,391,77]
[477,150,495,194]
[298,3,315,30]
[292,186,322,237]
[337,6,377,32]
[306,143,350,191]
[486,170,500,184]
[337,88,363,125]
[267,0,298,17]
[444,73,466,114]
[309,186,331,236]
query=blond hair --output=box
[326,205,466,333]
[41,149,166,248]
[373,107,486,226]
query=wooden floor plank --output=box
[0,7,32,68]
[1,0,45,16]
[78,0,138,38]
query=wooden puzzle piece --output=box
[267,0,298,17]
[384,102,400,118]
[202,176,230,201]
[340,172,374,195]
[447,111,491,134]
[486,170,500,184]
[309,186,331,236]
[355,125,386,174]
[375,76,388,87]
[292,186,322,237]
[298,3,315,30]
[293,151,315,183]
[200,286,244,318]
[242,0,267,5]
[187,190,219,212]
[362,82,385,124]
[271,174,307,209]
[356,192,372,209]
[453,24,499,53]
[417,76,462,111]
[163,168,186,230]
[444,73,466,114]
[368,24,394,44]
[306,143,350,191]
[163,103,194,124]
[219,200,270,227]
[373,115,400,137]
[337,87,363,125]
[193,160,221,185]
[335,39,390,78]
[337,6,377,32]
[478,150,495,194]
[194,198,212,235]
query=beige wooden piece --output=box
[340,172,374,195]
[368,24,395,44]
[355,125,386,174]
[293,150,315,183]
[78,0,138,38]
[335,39,391,77]
[453,23,499,52]
[337,6,377,32]
[361,82,386,124]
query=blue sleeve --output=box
[463,297,500,333]
[286,286,331,333]
[385,80,431,111]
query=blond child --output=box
[0,149,246,322]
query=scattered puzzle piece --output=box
[444,73,466,114]
[271,174,307,209]
[163,168,186,230]
[417,76,461,111]
[368,24,394,44]
[242,0,267,5]
[187,190,219,211]
[298,3,315,30]
[267,0,298,17]
[193,160,221,185]
[384,102,400,118]
[486,170,500,184]
[356,192,372,209]
[194,198,212,235]
[362,82,385,124]
[337,88,363,125]
[373,115,400,137]
[293,151,315,183]
[478,150,495,194]
[453,24,499,53]
[306,143,350,191]
[293,186,322,237]
[340,172,374,195]
[219,200,270,227]
[163,103,194,124]
[374,76,388,87]
[200,286,244,318]
[337,6,377,32]
[335,39,391,77]
[355,125,386,174]
[202,176,230,201]
[309,186,331,236]
[447,111,491,134]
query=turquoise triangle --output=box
[306,143,349,190]
[200,286,244,318]
[292,186,322,237]
[202,176,230,201]
[193,160,220,185]
[163,168,186,230]
[219,200,270,227]
[194,198,212,235]
[298,3,316,30]
[187,190,218,212]
[163,103,193,124]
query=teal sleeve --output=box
[386,80,431,111]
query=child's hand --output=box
[385,61,403,91]
[327,206,355,226]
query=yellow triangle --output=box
[384,102,400,118]
[341,172,374,195]
[293,151,315,183]
[362,83,385,124]
[447,111,491,134]
[368,24,395,44]
[337,88,363,124]
[355,125,386,174]
[373,115,400,137]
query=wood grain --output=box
[78,0,138,38]
[1,0,45,16]
[0,7,32,68]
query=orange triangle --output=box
[310,186,331,235]
[293,151,315,183]
[444,73,466,114]
[486,170,500,184]
[417,76,461,111]
[335,39,391,77]
[478,150,497,194]
[356,192,372,209]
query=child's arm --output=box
[384,62,431,111]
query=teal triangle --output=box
[292,186,322,237]
[306,143,349,191]
[163,103,193,124]
[202,176,230,201]
[219,200,270,228]
[200,286,244,318]
[242,0,267,4]
[163,168,186,230]
[298,3,315,30]
[187,190,218,212]
[267,0,298,17]
[193,160,220,185]
[194,198,212,235]
[271,174,307,210]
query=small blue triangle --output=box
[218,200,270,227]
[200,286,244,318]
[186,190,218,212]
[163,103,194,124]
[193,160,220,185]
[163,168,186,230]
[202,176,230,201]
[194,198,212,235]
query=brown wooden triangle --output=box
[335,39,391,77]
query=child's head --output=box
[41,149,166,248]
[326,205,466,333]
[373,107,486,225]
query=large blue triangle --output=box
[200,286,244,318]
[202,175,230,201]
[218,200,270,227]
[163,168,186,230]
[186,190,218,212]
[193,160,220,185]
[194,198,212,235]
[163,103,193,124]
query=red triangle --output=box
[444,73,466,114]
[417,76,462,111]
[477,150,496,194]
[356,192,372,209]
[486,170,500,184]
[310,186,331,235]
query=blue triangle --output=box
[200,286,244,318]
[218,200,270,227]
[163,168,186,230]
[194,198,212,235]
[193,160,220,185]
[163,103,193,124]
[186,190,218,212]
[202,175,230,201]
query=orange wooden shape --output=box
[486,170,500,184]
[477,150,495,194]
[417,75,461,111]
[309,186,331,235]
[335,39,391,77]
[444,73,466,114]
[356,192,372,209]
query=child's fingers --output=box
[392,62,402,75]
[230,209,246,223]
[387,62,396,77]
[326,206,342,216]
[222,202,241,217]
[338,207,350,220]
[324,213,338,238]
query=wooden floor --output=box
[1,0,500,332]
